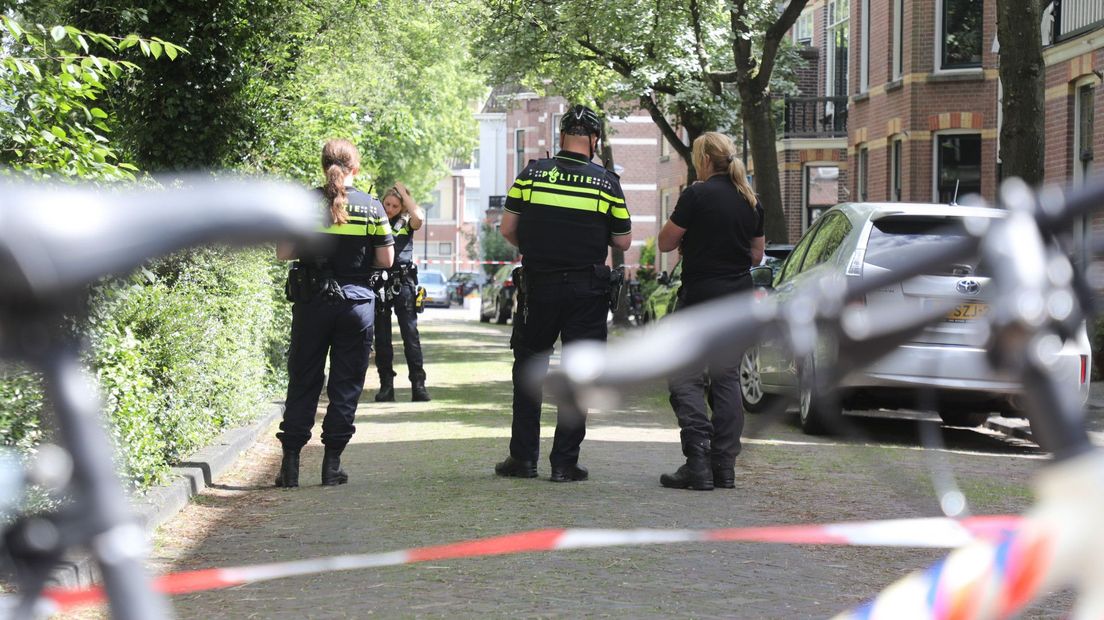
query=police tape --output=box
[27,515,1021,613]
[414,260,644,268]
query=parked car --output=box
[643,244,795,323]
[738,202,1091,436]
[417,269,450,308]
[446,271,487,303]
[479,263,520,324]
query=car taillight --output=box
[503,279,513,288]
[1081,355,1088,384]
[845,248,866,277]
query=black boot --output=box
[711,464,735,489]
[660,440,713,490]
[374,376,395,402]
[411,380,431,402]
[494,455,537,478]
[321,447,349,486]
[274,447,300,488]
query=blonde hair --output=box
[691,132,758,208]
[321,139,361,225]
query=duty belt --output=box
[525,268,597,285]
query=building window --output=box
[805,165,839,229]
[438,242,453,257]
[472,148,480,169]
[935,133,981,203]
[464,188,481,223]
[794,10,813,45]
[889,138,903,201]
[552,114,562,153]
[826,0,850,118]
[892,0,904,79]
[1075,84,1095,185]
[860,0,870,92]
[940,0,982,70]
[857,146,869,201]
[514,128,526,175]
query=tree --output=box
[0,13,184,180]
[478,0,805,241]
[479,222,519,275]
[996,0,1045,185]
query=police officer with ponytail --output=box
[494,105,632,482]
[275,138,394,488]
[373,182,431,402]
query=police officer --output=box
[373,182,430,402]
[493,105,632,482]
[275,138,394,487]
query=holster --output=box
[285,262,319,303]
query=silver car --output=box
[418,269,451,308]
[740,202,1091,435]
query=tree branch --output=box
[753,0,809,91]
[639,93,690,164]
[689,0,720,95]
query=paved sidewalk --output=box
[85,313,1070,620]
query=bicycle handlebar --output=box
[0,177,321,305]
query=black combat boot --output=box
[494,455,537,478]
[374,376,395,402]
[321,446,349,486]
[660,440,713,490]
[274,447,300,488]
[711,464,735,489]
[550,463,589,483]
[411,380,431,402]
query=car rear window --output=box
[421,272,445,285]
[865,215,980,276]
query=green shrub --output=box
[0,247,291,489]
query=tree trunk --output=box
[741,89,788,243]
[997,0,1045,186]
[600,116,631,326]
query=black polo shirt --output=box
[669,175,764,285]
[307,187,393,298]
[388,214,415,267]
[504,150,630,272]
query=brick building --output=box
[782,0,1101,244]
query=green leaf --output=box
[50,26,65,42]
[50,126,67,140]
[164,44,178,60]
[90,107,108,119]
[119,34,140,50]
[149,41,162,59]
[138,39,150,56]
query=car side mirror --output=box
[749,265,774,288]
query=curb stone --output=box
[48,403,283,589]
[983,416,1034,442]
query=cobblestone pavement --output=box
[70,307,1076,618]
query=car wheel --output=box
[495,296,510,324]
[479,301,490,323]
[939,409,990,428]
[798,361,842,435]
[739,347,776,414]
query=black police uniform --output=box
[373,214,427,394]
[277,188,393,457]
[665,174,764,486]
[503,149,631,475]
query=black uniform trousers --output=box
[510,268,609,468]
[278,296,375,451]
[667,274,753,468]
[374,278,426,382]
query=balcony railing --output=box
[1053,0,1104,43]
[781,96,849,139]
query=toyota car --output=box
[739,202,1091,436]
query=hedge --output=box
[0,247,291,489]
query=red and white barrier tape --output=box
[414,259,646,268]
[24,515,1020,614]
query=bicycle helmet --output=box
[560,105,602,137]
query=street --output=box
[76,306,1078,619]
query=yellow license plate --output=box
[946,302,989,322]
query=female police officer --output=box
[275,138,394,487]
[373,182,430,402]
[656,132,764,491]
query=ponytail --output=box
[727,157,758,209]
[320,138,361,226]
[324,164,349,225]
